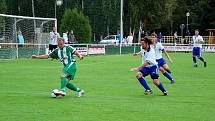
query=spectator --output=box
[174,31,178,44]
[68,30,76,44]
[158,32,162,42]
[127,32,133,46]
[49,27,60,52]
[18,30,24,47]
[63,30,69,44]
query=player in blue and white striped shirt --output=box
[192,29,207,67]
[132,37,168,96]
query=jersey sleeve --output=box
[48,49,58,59]
[199,36,204,42]
[157,42,164,51]
[68,46,76,54]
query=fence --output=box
[0,43,215,59]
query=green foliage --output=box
[60,9,92,43]
[1,53,215,121]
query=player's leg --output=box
[160,65,175,83]
[192,47,198,67]
[136,68,152,94]
[65,63,84,97]
[59,72,68,96]
[150,66,167,95]
[197,48,207,67]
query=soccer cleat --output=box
[77,90,85,97]
[204,62,207,67]
[58,90,66,96]
[170,80,175,84]
[144,90,152,95]
[193,64,198,67]
[163,91,168,96]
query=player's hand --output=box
[133,53,138,56]
[80,56,84,60]
[130,67,139,72]
[32,55,37,59]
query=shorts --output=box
[49,44,57,51]
[192,47,201,57]
[156,58,166,68]
[139,65,159,79]
[62,62,77,80]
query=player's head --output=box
[53,27,57,32]
[140,37,152,49]
[57,37,65,49]
[195,29,199,35]
[150,33,157,43]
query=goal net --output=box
[0,14,57,59]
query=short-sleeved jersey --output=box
[141,46,158,67]
[49,45,76,67]
[49,31,60,45]
[154,42,164,59]
[193,35,204,48]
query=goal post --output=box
[0,14,57,59]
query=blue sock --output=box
[138,77,151,91]
[157,82,166,93]
[163,72,174,82]
[193,57,197,64]
[198,57,205,63]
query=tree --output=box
[60,9,92,43]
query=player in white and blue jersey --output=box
[192,29,207,67]
[132,37,168,96]
[151,33,175,84]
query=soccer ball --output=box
[51,89,60,98]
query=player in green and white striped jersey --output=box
[32,38,84,97]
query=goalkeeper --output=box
[32,38,84,97]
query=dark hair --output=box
[140,36,153,45]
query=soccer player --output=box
[192,29,207,67]
[131,37,168,96]
[32,38,84,97]
[150,33,175,84]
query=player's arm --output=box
[131,62,149,72]
[32,55,49,59]
[163,49,173,63]
[133,51,141,56]
[74,50,84,60]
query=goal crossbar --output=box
[0,14,56,21]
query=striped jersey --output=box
[49,45,76,66]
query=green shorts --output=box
[62,62,77,80]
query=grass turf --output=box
[0,53,215,121]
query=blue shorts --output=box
[139,65,159,79]
[192,47,201,57]
[156,58,166,68]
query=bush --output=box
[60,9,92,43]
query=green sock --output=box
[60,77,67,91]
[66,83,79,91]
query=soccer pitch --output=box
[0,53,215,121]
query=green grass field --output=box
[0,53,215,121]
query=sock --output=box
[157,82,166,93]
[60,77,67,91]
[198,57,205,63]
[138,77,151,91]
[166,69,171,74]
[193,57,197,64]
[163,72,174,82]
[66,83,79,91]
